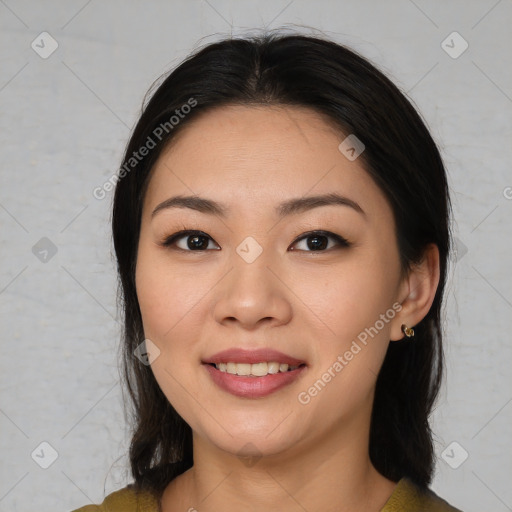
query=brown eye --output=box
[162,230,220,251]
[289,231,351,252]
[162,229,351,253]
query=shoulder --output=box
[381,477,463,512]
[70,485,160,512]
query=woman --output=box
[73,31,462,511]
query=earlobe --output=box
[391,243,441,341]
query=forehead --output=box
[143,105,391,222]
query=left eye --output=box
[161,230,350,252]
[290,231,350,251]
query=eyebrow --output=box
[151,192,366,219]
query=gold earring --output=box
[401,324,415,338]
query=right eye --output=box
[161,230,220,252]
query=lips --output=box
[202,348,307,399]
[202,348,306,366]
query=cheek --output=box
[296,257,398,347]
[135,247,209,341]
[291,247,401,414]
[135,250,210,428]
[293,273,396,428]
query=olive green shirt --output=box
[71,477,462,511]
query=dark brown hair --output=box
[112,30,452,497]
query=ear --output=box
[390,243,441,341]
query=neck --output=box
[161,412,397,512]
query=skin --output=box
[135,105,440,512]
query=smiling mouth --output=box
[207,361,306,377]
[203,361,307,398]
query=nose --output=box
[212,250,293,330]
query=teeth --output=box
[214,361,300,376]
[251,362,268,376]
[267,362,280,374]
[236,363,251,376]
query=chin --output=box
[211,429,300,461]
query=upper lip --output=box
[202,348,306,366]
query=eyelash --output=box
[160,229,351,253]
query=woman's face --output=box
[135,105,407,461]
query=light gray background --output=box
[1,1,511,511]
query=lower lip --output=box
[203,364,307,398]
